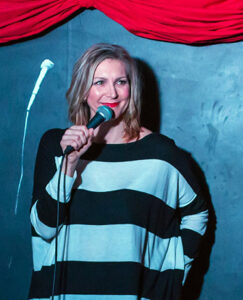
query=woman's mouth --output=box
[102,102,119,108]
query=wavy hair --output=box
[66,43,141,141]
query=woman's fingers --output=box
[61,126,89,150]
[64,126,89,139]
[60,127,94,176]
[61,126,94,154]
[62,135,85,151]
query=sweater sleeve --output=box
[176,152,208,283]
[30,129,77,240]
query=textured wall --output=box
[0,9,242,300]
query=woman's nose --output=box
[108,83,118,99]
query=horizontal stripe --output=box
[68,189,179,238]
[180,194,208,216]
[36,192,70,228]
[46,165,77,203]
[29,261,183,299]
[180,229,202,258]
[31,189,180,239]
[31,230,54,271]
[184,254,194,266]
[182,255,194,284]
[31,201,58,240]
[54,157,196,209]
[81,133,201,194]
[180,210,208,235]
[32,224,184,272]
[30,295,149,300]
[82,133,175,163]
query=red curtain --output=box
[1,0,243,45]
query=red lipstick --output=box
[102,102,119,108]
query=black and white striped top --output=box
[29,129,208,300]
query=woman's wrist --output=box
[61,157,78,177]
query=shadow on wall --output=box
[182,157,216,300]
[136,58,216,300]
[135,58,161,133]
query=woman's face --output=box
[87,58,130,119]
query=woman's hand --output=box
[60,125,94,176]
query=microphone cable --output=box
[51,153,67,300]
[50,105,113,298]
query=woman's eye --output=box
[94,80,104,85]
[117,80,127,85]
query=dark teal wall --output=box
[0,10,242,300]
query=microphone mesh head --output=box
[97,105,113,121]
[41,59,54,70]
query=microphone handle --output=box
[64,113,106,155]
[87,113,105,129]
[64,145,75,155]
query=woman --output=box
[29,44,208,299]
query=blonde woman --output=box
[29,43,208,300]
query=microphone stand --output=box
[15,59,54,215]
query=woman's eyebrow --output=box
[93,76,127,80]
[116,76,127,79]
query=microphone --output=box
[86,105,113,129]
[64,105,113,155]
[27,59,54,111]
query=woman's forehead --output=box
[94,58,128,77]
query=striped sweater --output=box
[29,129,208,300]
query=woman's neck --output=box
[92,118,152,144]
[93,118,127,144]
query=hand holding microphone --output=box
[60,105,113,176]
[60,126,94,173]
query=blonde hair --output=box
[66,43,141,141]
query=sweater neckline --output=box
[92,132,156,148]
